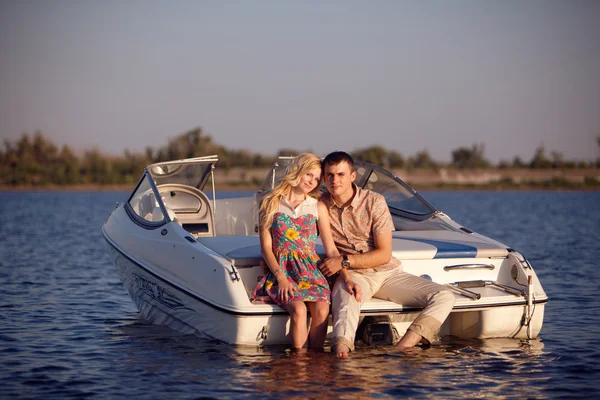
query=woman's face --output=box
[297,166,321,194]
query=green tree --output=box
[81,148,112,184]
[451,143,490,169]
[597,136,600,168]
[388,151,405,168]
[530,145,553,168]
[277,148,299,157]
[55,145,81,184]
[551,151,564,168]
[408,150,437,169]
[352,146,388,167]
[512,156,526,168]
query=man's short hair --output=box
[323,151,355,172]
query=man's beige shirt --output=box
[321,184,401,272]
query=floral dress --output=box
[249,196,331,306]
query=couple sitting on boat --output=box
[249,151,456,357]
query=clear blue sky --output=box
[1,0,599,163]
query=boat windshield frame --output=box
[124,156,219,227]
[147,156,218,191]
[354,161,437,220]
[259,156,437,221]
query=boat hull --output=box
[105,238,545,346]
[105,240,295,345]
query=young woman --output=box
[249,153,359,350]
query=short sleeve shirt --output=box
[321,185,400,272]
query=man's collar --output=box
[331,183,360,209]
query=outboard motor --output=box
[357,316,399,346]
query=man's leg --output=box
[376,270,456,348]
[331,271,374,357]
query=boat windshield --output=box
[259,157,436,219]
[148,156,218,189]
[257,156,296,195]
[354,162,436,218]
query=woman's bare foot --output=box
[334,344,350,358]
[292,347,308,353]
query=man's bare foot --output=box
[394,330,422,349]
[334,344,350,358]
[394,344,421,355]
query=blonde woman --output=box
[250,153,360,350]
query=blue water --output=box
[1,190,599,398]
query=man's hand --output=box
[342,279,362,302]
[320,256,343,277]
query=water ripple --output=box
[1,191,600,398]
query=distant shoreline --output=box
[3,165,599,192]
[2,183,599,192]
[2,167,599,192]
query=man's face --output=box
[324,161,356,198]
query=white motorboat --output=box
[102,155,548,346]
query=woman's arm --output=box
[259,219,295,302]
[318,197,390,274]
[317,201,361,301]
[317,201,340,258]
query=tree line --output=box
[1,128,598,186]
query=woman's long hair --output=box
[260,153,322,228]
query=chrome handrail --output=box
[485,281,524,296]
[448,280,524,300]
[446,283,481,300]
[444,263,495,271]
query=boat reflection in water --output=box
[108,319,549,399]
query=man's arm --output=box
[320,231,393,276]
[346,230,393,268]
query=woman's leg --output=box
[306,301,330,349]
[284,301,309,350]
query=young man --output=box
[319,151,456,358]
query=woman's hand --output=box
[276,273,296,302]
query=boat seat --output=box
[197,235,329,294]
[157,184,215,237]
[198,236,327,267]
